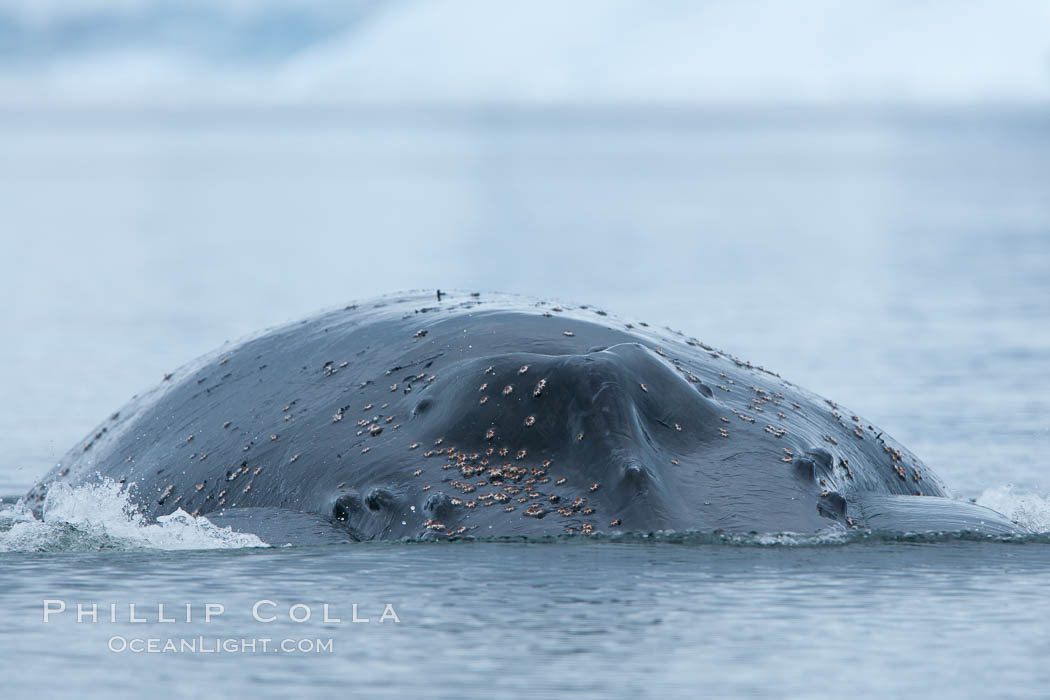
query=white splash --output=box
[0,479,268,552]
[750,528,850,547]
[975,485,1050,534]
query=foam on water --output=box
[975,485,1050,534]
[0,479,269,552]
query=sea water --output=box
[1,104,1049,697]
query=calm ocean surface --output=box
[1,105,1049,697]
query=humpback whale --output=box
[26,291,1020,542]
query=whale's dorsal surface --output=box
[26,291,1020,541]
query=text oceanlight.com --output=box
[107,636,335,654]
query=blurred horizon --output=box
[1,0,1048,109]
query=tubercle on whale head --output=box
[329,486,410,541]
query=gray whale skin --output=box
[27,291,1020,542]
